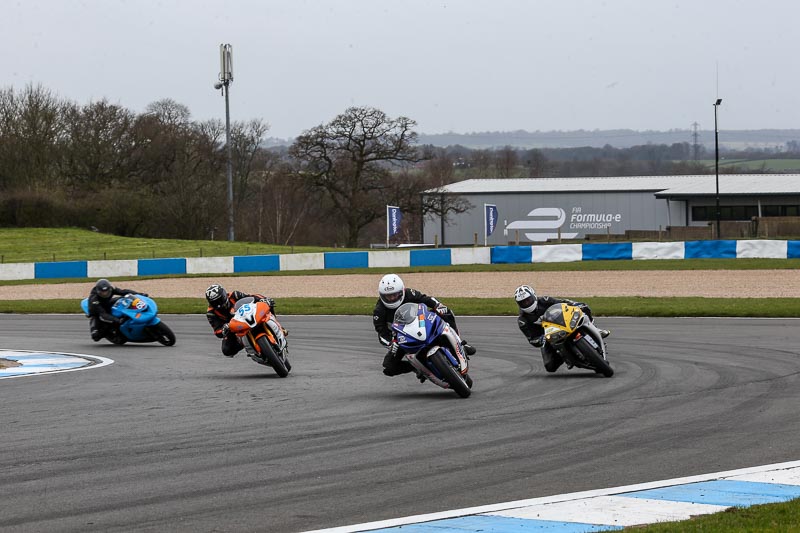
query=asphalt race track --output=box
[2,314,800,532]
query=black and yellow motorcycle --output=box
[540,302,614,377]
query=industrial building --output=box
[422,174,800,245]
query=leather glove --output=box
[221,323,230,336]
[268,298,276,313]
[139,293,149,297]
[435,304,449,316]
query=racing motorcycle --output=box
[228,296,291,377]
[80,294,176,346]
[390,302,473,398]
[539,302,613,377]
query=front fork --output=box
[578,321,607,360]
[243,318,287,355]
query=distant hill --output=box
[416,129,800,150]
[264,129,800,150]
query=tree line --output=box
[2,84,790,247]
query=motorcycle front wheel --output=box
[256,336,289,378]
[430,351,471,398]
[150,322,176,346]
[574,336,613,377]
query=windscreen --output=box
[393,302,419,325]
[542,304,566,327]
[233,296,254,311]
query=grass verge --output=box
[4,296,800,317]
[605,498,800,532]
[0,227,350,263]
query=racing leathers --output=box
[373,288,461,376]
[518,295,605,372]
[517,295,582,372]
[206,290,277,357]
[87,285,142,342]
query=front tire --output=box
[574,336,613,377]
[256,336,289,378]
[430,351,471,398]
[152,322,176,346]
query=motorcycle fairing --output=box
[391,303,445,351]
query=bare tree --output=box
[0,84,66,191]
[289,106,421,247]
[495,145,519,178]
[58,100,137,191]
[470,148,493,177]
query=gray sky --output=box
[5,0,799,139]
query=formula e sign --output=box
[506,207,622,242]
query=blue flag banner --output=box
[485,204,498,237]
[387,206,402,238]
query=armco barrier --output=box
[2,239,798,281]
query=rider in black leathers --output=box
[515,284,609,372]
[373,273,475,377]
[205,284,281,357]
[87,278,147,342]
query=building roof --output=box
[425,175,800,197]
[655,174,800,197]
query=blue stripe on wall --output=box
[234,255,280,273]
[788,241,800,259]
[684,239,737,259]
[137,258,186,276]
[324,251,369,269]
[410,248,452,266]
[34,261,88,279]
[491,246,532,264]
[582,243,633,261]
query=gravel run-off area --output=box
[2,270,799,300]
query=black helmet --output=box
[205,284,228,309]
[95,278,114,299]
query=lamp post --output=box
[713,98,722,239]
[215,44,235,241]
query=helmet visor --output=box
[381,291,403,304]
[98,287,112,298]
[517,295,536,310]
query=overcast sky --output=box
[5,0,799,139]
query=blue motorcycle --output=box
[81,294,176,346]
[390,302,473,398]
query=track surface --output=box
[2,315,800,532]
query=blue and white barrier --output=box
[1,239,798,281]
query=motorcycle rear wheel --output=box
[430,351,471,398]
[574,336,613,377]
[256,336,289,378]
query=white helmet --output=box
[514,285,538,313]
[378,274,405,309]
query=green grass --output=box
[606,498,800,532]
[0,227,352,263]
[6,296,800,317]
[697,158,800,172]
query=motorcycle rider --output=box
[373,273,476,378]
[87,278,148,342]
[205,284,285,357]
[514,285,610,372]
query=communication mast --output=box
[214,44,235,241]
[691,122,700,161]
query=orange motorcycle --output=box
[229,297,291,377]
